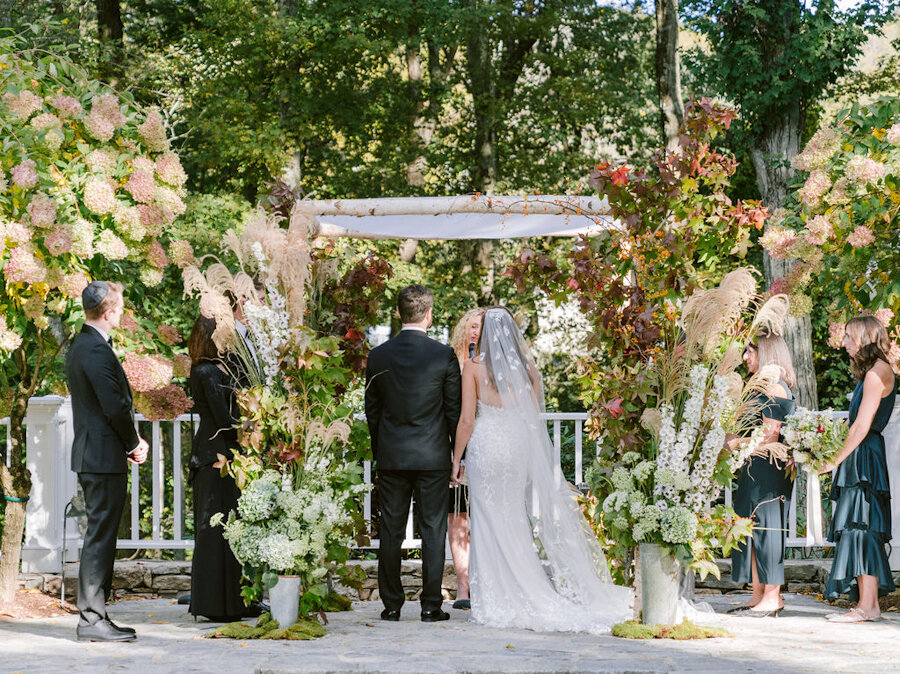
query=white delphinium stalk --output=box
[689,374,732,511]
[653,403,678,497]
[728,425,766,472]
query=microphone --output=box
[468,342,475,359]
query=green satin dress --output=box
[825,379,896,601]
[731,387,795,585]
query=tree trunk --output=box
[466,27,496,194]
[655,0,684,151]
[95,0,124,81]
[750,104,818,410]
[0,388,32,606]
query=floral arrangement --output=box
[182,208,389,614]
[588,268,788,580]
[781,407,848,473]
[758,97,899,366]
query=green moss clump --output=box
[612,620,732,640]
[206,613,326,640]
[323,592,353,612]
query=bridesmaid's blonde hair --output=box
[753,331,796,390]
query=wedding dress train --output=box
[464,309,632,634]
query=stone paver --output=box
[0,593,897,673]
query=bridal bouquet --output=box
[781,407,847,546]
[590,269,789,580]
[782,407,847,472]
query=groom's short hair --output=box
[398,284,433,323]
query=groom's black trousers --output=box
[377,469,449,613]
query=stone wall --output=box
[20,558,900,602]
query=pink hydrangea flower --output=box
[168,240,196,268]
[26,192,58,228]
[125,169,156,203]
[96,229,129,259]
[113,204,146,241]
[137,109,169,152]
[887,123,900,145]
[86,150,117,174]
[155,152,187,187]
[798,169,831,208]
[91,94,126,128]
[148,240,168,268]
[3,90,42,119]
[845,156,887,184]
[803,214,833,245]
[122,353,174,392]
[30,112,61,129]
[154,185,186,219]
[159,325,183,346]
[875,308,894,328]
[83,178,117,215]
[3,246,47,284]
[59,272,90,299]
[792,127,842,171]
[11,160,39,190]
[83,112,114,142]
[759,227,798,259]
[847,225,875,248]
[133,384,193,421]
[140,267,164,287]
[137,203,168,236]
[133,157,156,173]
[0,316,24,352]
[69,218,95,257]
[888,342,900,376]
[44,227,73,256]
[2,218,32,245]
[120,313,140,332]
[825,177,851,206]
[51,95,83,118]
[768,278,787,295]
[828,321,846,349]
[172,353,191,378]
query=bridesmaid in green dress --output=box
[823,315,896,623]
[729,332,796,617]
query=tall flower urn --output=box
[269,575,301,628]
[638,543,679,625]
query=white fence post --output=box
[884,399,900,570]
[21,395,77,574]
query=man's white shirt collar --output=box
[400,326,427,333]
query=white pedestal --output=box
[21,396,79,573]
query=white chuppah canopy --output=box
[294,194,615,240]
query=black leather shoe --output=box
[421,609,450,622]
[177,593,191,605]
[380,608,401,621]
[108,620,136,634]
[76,619,137,642]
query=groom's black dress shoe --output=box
[380,608,401,621]
[108,620,136,634]
[421,609,450,622]
[76,619,137,642]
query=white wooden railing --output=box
[8,398,900,573]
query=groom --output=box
[365,285,462,622]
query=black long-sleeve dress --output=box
[732,386,795,585]
[189,360,244,620]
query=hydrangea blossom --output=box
[3,90,42,119]
[26,192,57,228]
[83,179,117,215]
[95,228,129,259]
[11,160,39,190]
[3,246,47,284]
[122,353,173,392]
[51,95,82,117]
[846,225,875,248]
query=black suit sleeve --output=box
[199,366,238,434]
[84,342,139,452]
[364,357,382,461]
[442,348,462,447]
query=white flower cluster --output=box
[687,374,732,511]
[728,425,765,473]
[656,365,708,501]
[244,244,293,388]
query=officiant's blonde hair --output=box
[451,307,486,361]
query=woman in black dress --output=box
[188,315,244,622]
[823,315,895,623]
[729,331,796,617]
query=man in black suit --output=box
[66,281,148,642]
[365,285,462,623]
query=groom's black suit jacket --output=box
[365,329,462,471]
[66,324,139,474]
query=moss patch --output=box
[322,592,353,612]
[612,619,732,640]
[206,613,327,640]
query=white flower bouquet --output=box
[782,407,847,472]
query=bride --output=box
[451,307,633,633]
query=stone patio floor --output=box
[0,592,898,673]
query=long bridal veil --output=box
[476,308,632,622]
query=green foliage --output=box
[206,612,327,640]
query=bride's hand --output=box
[451,462,463,485]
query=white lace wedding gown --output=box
[464,310,633,634]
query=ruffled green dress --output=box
[824,380,896,601]
[732,388,795,585]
